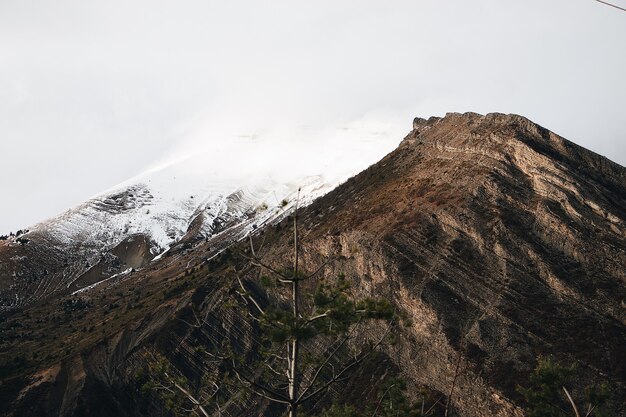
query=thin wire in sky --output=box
[595,0,626,12]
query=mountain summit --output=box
[0,112,624,416]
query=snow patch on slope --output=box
[30,120,403,255]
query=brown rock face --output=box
[0,112,624,417]
[293,112,625,415]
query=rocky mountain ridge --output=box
[0,112,624,417]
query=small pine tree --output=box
[225,191,398,417]
[517,357,611,417]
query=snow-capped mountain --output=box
[0,121,404,308]
[34,170,331,258]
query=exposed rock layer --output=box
[0,112,624,417]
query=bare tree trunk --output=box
[170,378,211,417]
[289,402,298,417]
[444,350,463,417]
[288,189,301,417]
[288,310,300,417]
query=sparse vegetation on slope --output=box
[0,113,624,417]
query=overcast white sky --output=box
[1,0,625,233]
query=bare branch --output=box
[299,324,392,404]
[256,229,269,253]
[306,311,330,324]
[177,305,211,330]
[248,259,293,282]
[235,374,291,405]
[293,187,301,280]
[235,271,265,315]
[266,352,289,362]
[196,345,227,361]
[164,372,211,417]
[153,382,177,395]
[230,362,291,404]
[425,395,445,416]
[296,328,356,401]
[563,386,581,417]
[584,404,597,417]
[264,361,287,378]
[302,257,335,281]
[371,383,396,417]
[249,235,257,258]
[444,350,463,417]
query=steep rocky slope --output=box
[0,112,624,417]
[292,112,625,414]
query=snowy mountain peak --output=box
[35,121,405,254]
[2,122,404,306]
